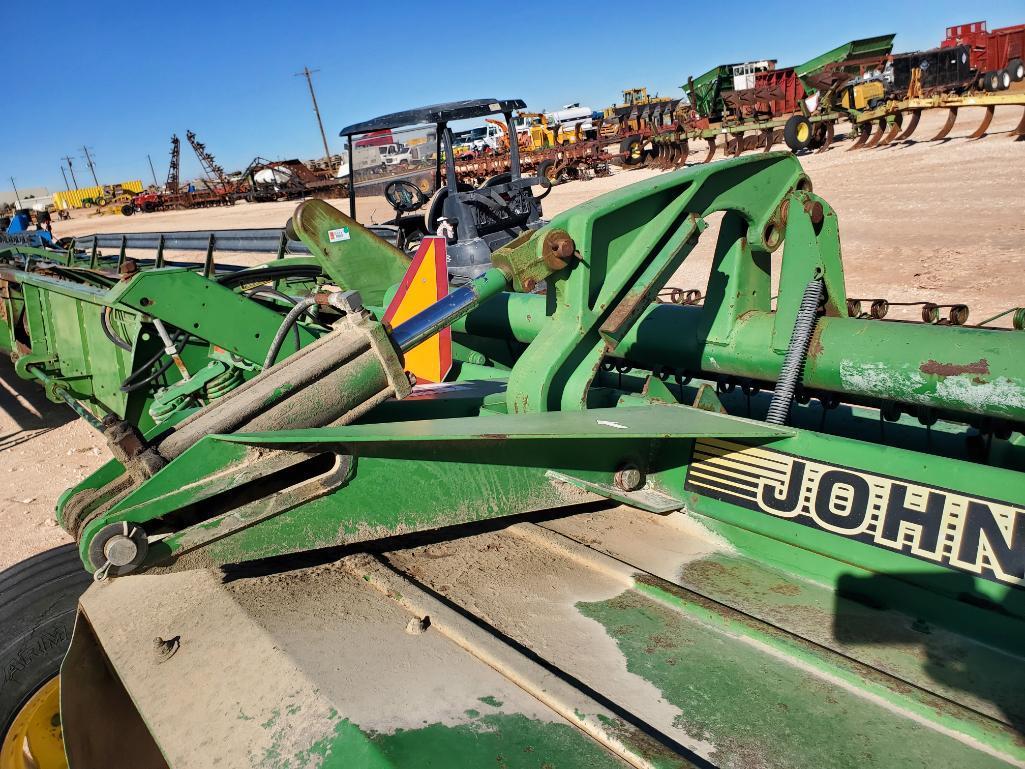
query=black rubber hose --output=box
[263,297,318,369]
[246,287,301,355]
[766,278,824,426]
[99,307,132,351]
[216,264,323,288]
[119,330,188,393]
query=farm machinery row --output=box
[631,20,1025,170]
[1,138,1024,768]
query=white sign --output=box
[328,227,351,243]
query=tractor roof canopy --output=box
[340,99,527,136]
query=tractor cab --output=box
[340,99,544,283]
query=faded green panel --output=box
[577,588,1018,769]
[675,549,1025,727]
[292,199,411,307]
[282,714,628,769]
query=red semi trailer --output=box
[942,21,1025,90]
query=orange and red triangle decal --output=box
[382,237,452,383]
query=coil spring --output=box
[1014,308,1025,330]
[204,365,244,400]
[766,278,824,426]
[149,393,190,424]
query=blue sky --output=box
[3,0,1022,191]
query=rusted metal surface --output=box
[895,110,921,140]
[968,105,996,139]
[931,107,959,141]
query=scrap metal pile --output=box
[0,150,1023,768]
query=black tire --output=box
[142,201,156,213]
[1,544,91,744]
[985,71,1001,92]
[783,115,813,151]
[536,159,558,187]
[1009,59,1025,83]
[619,136,644,165]
[997,68,1012,90]
[120,204,135,216]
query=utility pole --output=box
[294,66,333,167]
[82,146,99,187]
[10,178,22,209]
[60,165,71,191]
[147,154,159,188]
[62,156,79,189]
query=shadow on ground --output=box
[0,358,74,450]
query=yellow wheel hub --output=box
[0,677,67,769]
[796,122,811,143]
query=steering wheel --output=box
[425,182,474,233]
[384,180,427,213]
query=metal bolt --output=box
[542,230,576,271]
[103,535,139,567]
[803,200,824,226]
[614,465,645,492]
[119,259,139,280]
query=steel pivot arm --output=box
[495,151,842,414]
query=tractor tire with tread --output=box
[536,159,558,187]
[619,137,644,166]
[1009,59,1025,83]
[1,544,91,759]
[783,115,813,152]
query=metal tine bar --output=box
[895,111,921,141]
[878,115,903,146]
[847,124,871,151]
[863,119,887,149]
[703,137,716,164]
[117,235,127,271]
[1013,107,1025,137]
[968,105,995,140]
[203,233,216,279]
[156,235,165,269]
[90,241,98,270]
[931,107,958,141]
[816,121,835,153]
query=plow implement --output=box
[848,91,1025,147]
[0,153,1024,768]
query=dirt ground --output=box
[2,106,1022,570]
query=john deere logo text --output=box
[686,439,1024,587]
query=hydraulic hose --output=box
[765,278,824,426]
[246,287,301,354]
[263,297,318,369]
[120,330,188,393]
[99,307,132,351]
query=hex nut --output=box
[542,230,576,271]
[614,465,645,492]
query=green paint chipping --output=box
[576,590,1017,769]
[280,714,628,769]
[479,695,504,708]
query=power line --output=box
[60,165,70,192]
[294,66,333,168]
[62,156,79,189]
[9,178,22,209]
[81,146,99,187]
[147,154,159,188]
